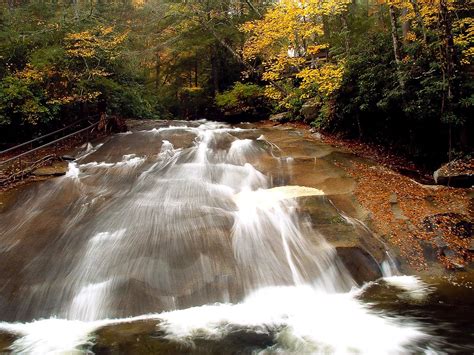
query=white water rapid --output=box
[0,121,435,353]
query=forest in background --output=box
[0,0,472,168]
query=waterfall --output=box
[0,121,434,353]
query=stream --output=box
[0,120,473,354]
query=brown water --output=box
[0,120,472,354]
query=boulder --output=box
[32,161,68,176]
[423,213,472,240]
[442,248,465,270]
[300,99,320,121]
[433,159,474,187]
[420,240,438,264]
[433,235,448,249]
[336,246,382,285]
[269,112,290,123]
[61,155,76,161]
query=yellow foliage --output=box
[241,0,350,60]
[264,85,285,100]
[405,31,417,43]
[296,62,345,97]
[65,26,128,59]
[89,68,110,77]
[242,0,350,101]
[262,55,305,81]
[454,17,474,65]
[16,65,43,83]
[307,44,329,55]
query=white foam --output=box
[80,161,115,168]
[0,284,430,354]
[79,155,146,170]
[159,285,427,353]
[234,186,324,209]
[65,162,80,179]
[197,122,229,130]
[116,154,146,167]
[90,229,126,244]
[159,140,175,157]
[227,139,262,165]
[77,143,104,160]
[0,318,100,354]
[143,126,190,134]
[383,276,433,301]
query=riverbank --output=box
[0,114,127,192]
[265,120,473,274]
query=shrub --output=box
[215,82,268,116]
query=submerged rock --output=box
[91,320,274,354]
[0,330,16,352]
[336,247,382,285]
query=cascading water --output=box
[0,120,456,353]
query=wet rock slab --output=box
[336,247,382,284]
[92,320,275,354]
[296,195,385,284]
[0,330,16,352]
[32,160,68,176]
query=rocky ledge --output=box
[434,159,474,188]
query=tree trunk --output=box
[210,44,220,94]
[155,53,161,89]
[439,0,455,161]
[244,0,261,17]
[389,5,405,89]
[341,14,350,55]
[439,0,454,103]
[401,7,411,45]
[194,58,198,87]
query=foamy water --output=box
[0,280,432,354]
[0,121,440,353]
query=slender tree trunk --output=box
[72,0,79,21]
[194,58,198,87]
[322,15,330,43]
[401,7,411,45]
[389,5,405,89]
[356,115,363,139]
[341,14,350,55]
[439,0,454,103]
[210,44,220,94]
[439,0,455,162]
[244,0,261,17]
[155,53,161,89]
